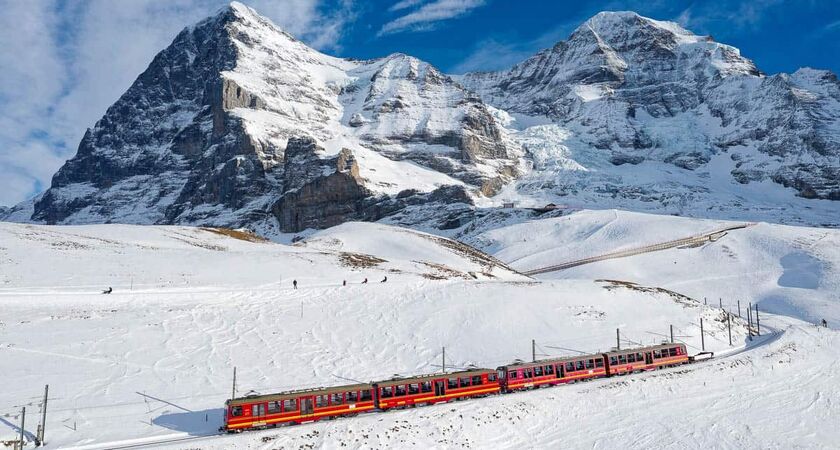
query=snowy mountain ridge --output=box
[8,3,839,232]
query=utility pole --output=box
[19,407,25,450]
[700,318,705,351]
[442,347,446,373]
[231,367,237,400]
[755,304,760,336]
[670,324,674,343]
[727,311,732,346]
[616,328,620,350]
[531,339,536,363]
[737,300,741,318]
[36,384,48,446]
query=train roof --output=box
[497,352,604,370]
[228,382,374,406]
[603,342,686,356]
[374,368,495,387]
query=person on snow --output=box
[362,278,368,284]
[343,280,347,287]
[293,279,298,290]
[102,287,113,294]
[381,276,387,283]
[822,318,828,328]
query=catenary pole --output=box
[700,318,705,351]
[616,328,620,350]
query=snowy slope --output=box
[465,209,840,328]
[0,218,768,449]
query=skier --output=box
[362,278,368,284]
[293,279,298,290]
[822,318,828,328]
[102,287,113,294]
[343,280,347,287]
[381,276,387,283]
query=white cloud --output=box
[389,0,424,12]
[0,0,356,207]
[379,0,485,36]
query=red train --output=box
[223,343,689,432]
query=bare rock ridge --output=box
[17,4,840,232]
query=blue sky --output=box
[0,0,838,207]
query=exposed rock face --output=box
[462,12,840,203]
[18,6,840,233]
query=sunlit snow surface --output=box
[1,210,839,448]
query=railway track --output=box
[521,223,755,276]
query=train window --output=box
[268,401,281,414]
[448,378,459,389]
[382,387,393,398]
[653,350,661,358]
[576,361,585,371]
[231,406,243,417]
[421,381,432,393]
[472,376,483,385]
[361,390,372,401]
[488,373,497,382]
[395,385,407,396]
[609,356,618,365]
[669,348,678,356]
[347,391,359,402]
[253,404,265,416]
[409,383,420,394]
[595,359,604,368]
[545,365,553,375]
[508,370,517,379]
[586,359,595,368]
[524,368,533,379]
[283,399,296,411]
[460,377,471,387]
[637,353,644,361]
[331,393,344,405]
[534,366,543,376]
[627,354,636,363]
[316,395,328,407]
[618,355,627,364]
[675,347,683,355]
[566,362,575,372]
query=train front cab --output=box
[223,384,375,432]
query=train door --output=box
[253,403,266,418]
[556,363,563,379]
[645,352,653,364]
[300,397,314,416]
[434,380,445,397]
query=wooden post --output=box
[755,304,760,336]
[616,328,620,350]
[704,297,707,305]
[700,318,705,351]
[719,298,723,309]
[747,303,753,341]
[738,300,741,318]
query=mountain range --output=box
[5,2,839,233]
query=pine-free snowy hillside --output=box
[2,217,837,449]
[463,209,840,327]
[9,3,838,233]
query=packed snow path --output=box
[520,223,754,275]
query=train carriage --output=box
[497,353,607,392]
[373,368,500,410]
[604,343,688,376]
[223,383,375,432]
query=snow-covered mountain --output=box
[14,4,840,232]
